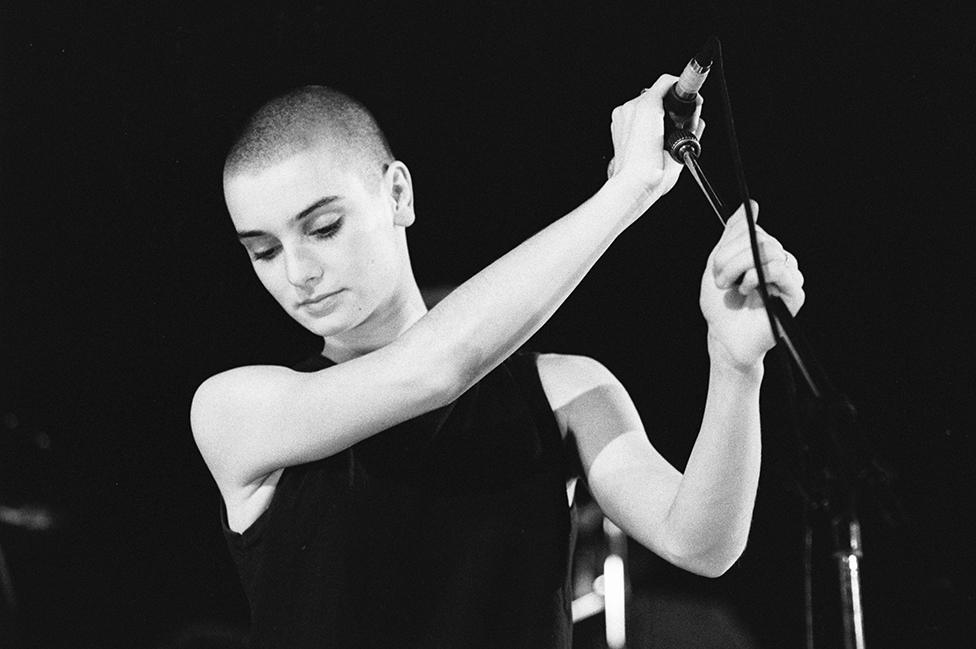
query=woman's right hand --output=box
[606,74,705,206]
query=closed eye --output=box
[252,246,281,262]
[310,218,343,240]
[246,217,342,262]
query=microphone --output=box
[664,38,715,131]
[607,39,716,178]
[663,38,715,163]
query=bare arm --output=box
[588,361,762,578]
[539,354,761,578]
[192,75,697,490]
[540,204,806,578]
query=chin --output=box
[297,314,350,338]
[294,304,371,340]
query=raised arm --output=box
[539,202,805,578]
[191,75,701,490]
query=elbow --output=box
[665,536,748,579]
[684,551,741,579]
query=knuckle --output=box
[793,288,806,310]
[711,249,728,275]
[713,263,728,285]
[711,260,722,280]
[740,271,757,293]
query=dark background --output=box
[2,1,974,648]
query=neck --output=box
[320,275,428,365]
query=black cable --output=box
[710,37,819,648]
[711,38,781,347]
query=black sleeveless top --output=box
[221,352,578,649]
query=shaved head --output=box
[224,85,394,189]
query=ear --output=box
[385,161,415,227]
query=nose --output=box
[283,243,323,289]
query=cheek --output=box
[346,231,394,281]
[365,239,400,291]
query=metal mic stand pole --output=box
[0,538,19,647]
[667,129,867,649]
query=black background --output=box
[2,2,974,648]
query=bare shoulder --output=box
[192,364,298,407]
[535,353,644,473]
[190,347,452,496]
[190,364,300,487]
[191,365,299,437]
[534,353,621,410]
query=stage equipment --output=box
[570,495,630,648]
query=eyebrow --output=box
[236,195,343,240]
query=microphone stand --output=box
[667,129,868,649]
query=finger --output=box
[610,106,622,140]
[694,116,706,140]
[723,200,760,232]
[714,239,786,289]
[719,219,773,250]
[717,205,767,254]
[691,94,705,134]
[629,74,682,144]
[712,226,785,275]
[634,86,671,166]
[661,145,684,183]
[784,250,798,269]
[611,101,640,146]
[738,261,805,300]
[607,157,615,179]
[638,74,680,102]
[714,200,761,253]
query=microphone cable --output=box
[709,36,816,649]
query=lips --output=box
[297,289,344,311]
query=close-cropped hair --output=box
[224,85,394,187]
